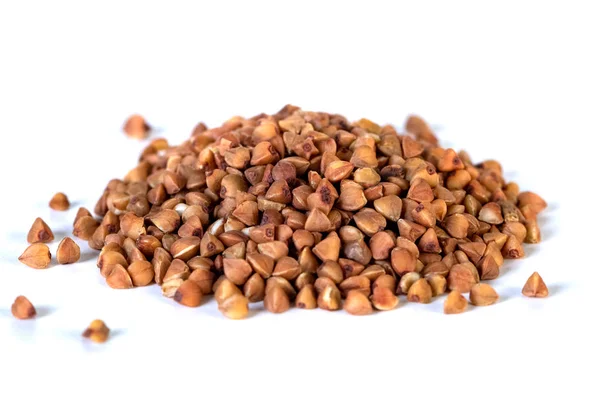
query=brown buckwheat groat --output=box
[522,272,549,298]
[11,296,36,320]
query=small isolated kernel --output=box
[19,243,51,269]
[27,218,54,244]
[123,114,151,139]
[82,320,110,343]
[49,192,70,211]
[522,272,549,298]
[11,296,36,320]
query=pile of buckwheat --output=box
[17,105,549,330]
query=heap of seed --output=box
[82,105,547,318]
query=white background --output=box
[0,1,598,399]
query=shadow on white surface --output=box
[547,283,566,296]
[35,305,55,318]
[78,252,98,263]
[76,328,127,352]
